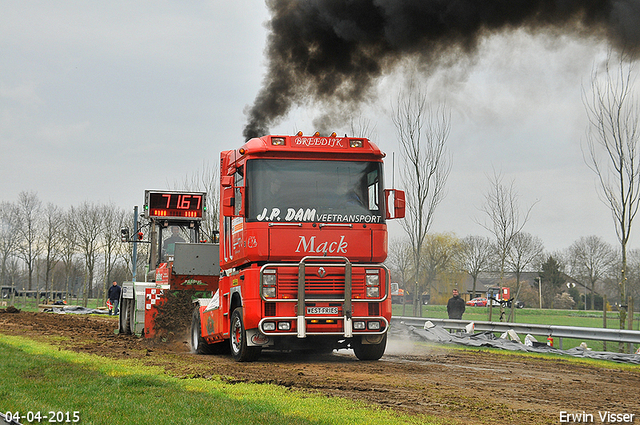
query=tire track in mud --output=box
[1,310,638,425]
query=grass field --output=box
[2,303,637,423]
[0,335,436,425]
[392,304,640,352]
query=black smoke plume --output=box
[243,0,640,140]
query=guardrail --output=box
[391,316,640,351]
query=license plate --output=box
[306,307,339,315]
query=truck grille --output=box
[275,267,367,299]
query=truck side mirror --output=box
[221,186,245,217]
[384,189,406,219]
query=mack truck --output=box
[119,133,405,362]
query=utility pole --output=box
[537,277,542,309]
[132,206,138,282]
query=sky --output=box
[1,1,637,253]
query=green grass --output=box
[392,304,640,351]
[0,335,437,425]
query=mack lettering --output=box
[295,235,348,254]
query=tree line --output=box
[386,232,639,315]
[1,164,220,308]
[386,53,639,334]
[0,192,136,307]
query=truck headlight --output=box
[353,321,366,330]
[262,287,276,298]
[262,269,276,298]
[277,322,291,331]
[365,269,380,298]
[263,322,276,331]
[262,270,276,286]
[367,321,381,330]
[365,269,380,286]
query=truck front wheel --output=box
[230,307,261,362]
[352,334,387,361]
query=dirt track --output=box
[1,310,639,424]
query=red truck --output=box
[121,133,405,362]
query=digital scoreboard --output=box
[144,190,206,220]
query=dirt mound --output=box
[0,306,21,313]
[1,311,639,425]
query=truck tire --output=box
[119,298,131,335]
[352,334,387,361]
[230,307,261,362]
[190,307,214,354]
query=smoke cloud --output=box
[243,0,640,140]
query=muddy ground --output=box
[1,310,639,424]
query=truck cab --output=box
[194,134,405,361]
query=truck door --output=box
[223,166,245,263]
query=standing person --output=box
[108,281,121,316]
[163,226,185,260]
[447,288,466,320]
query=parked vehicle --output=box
[466,297,487,307]
[466,297,500,307]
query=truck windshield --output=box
[247,159,384,224]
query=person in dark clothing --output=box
[447,288,466,320]
[107,281,121,316]
[162,226,185,260]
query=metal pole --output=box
[628,295,634,354]
[603,295,607,352]
[538,277,542,309]
[132,206,138,282]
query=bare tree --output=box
[583,52,640,333]
[73,202,103,307]
[567,236,618,310]
[457,235,493,298]
[506,232,544,321]
[478,170,535,282]
[392,80,451,316]
[14,191,43,293]
[60,209,78,300]
[348,115,377,141]
[42,203,64,301]
[172,161,219,243]
[0,201,20,292]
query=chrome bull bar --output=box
[259,256,389,338]
[297,256,352,338]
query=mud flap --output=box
[246,328,274,347]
